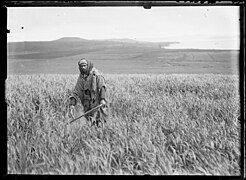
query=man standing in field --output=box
[69,58,108,127]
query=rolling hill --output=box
[7,37,239,75]
[7,37,175,59]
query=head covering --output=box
[78,58,93,76]
[78,59,88,66]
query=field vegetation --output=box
[6,74,241,175]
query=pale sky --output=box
[7,6,240,46]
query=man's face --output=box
[79,63,88,74]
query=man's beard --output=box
[80,68,87,75]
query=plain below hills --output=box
[7,37,239,75]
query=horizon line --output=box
[7,35,239,43]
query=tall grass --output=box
[6,74,240,175]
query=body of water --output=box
[164,38,239,50]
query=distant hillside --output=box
[96,38,137,43]
[7,37,239,75]
[7,37,177,59]
[54,37,89,42]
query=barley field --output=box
[6,74,241,175]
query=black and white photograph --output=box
[6,2,242,176]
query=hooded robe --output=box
[72,60,107,124]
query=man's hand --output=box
[100,99,106,107]
[69,96,77,106]
[69,105,75,119]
